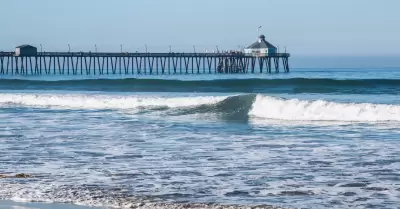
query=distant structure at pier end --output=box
[244,35,277,56]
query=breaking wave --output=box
[0,93,399,122]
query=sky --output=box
[1,0,399,56]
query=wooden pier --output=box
[0,51,290,76]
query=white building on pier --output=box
[244,35,277,56]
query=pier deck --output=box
[0,52,290,75]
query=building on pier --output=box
[244,35,276,56]
[15,45,37,56]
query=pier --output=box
[0,35,290,76]
[0,52,290,76]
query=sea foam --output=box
[0,93,226,110]
[250,95,400,122]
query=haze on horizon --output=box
[1,0,399,56]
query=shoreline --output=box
[0,200,290,209]
[0,200,104,209]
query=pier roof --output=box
[16,44,36,49]
[245,35,276,49]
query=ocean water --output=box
[0,66,400,209]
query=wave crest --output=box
[250,95,400,122]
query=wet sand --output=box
[0,200,289,209]
[0,200,104,209]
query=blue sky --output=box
[1,0,399,55]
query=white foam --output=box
[249,95,400,122]
[0,93,226,111]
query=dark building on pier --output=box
[15,45,37,56]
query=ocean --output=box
[1,58,400,209]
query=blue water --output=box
[0,67,400,209]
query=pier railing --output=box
[0,52,290,75]
[1,51,290,57]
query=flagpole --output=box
[257,27,259,38]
